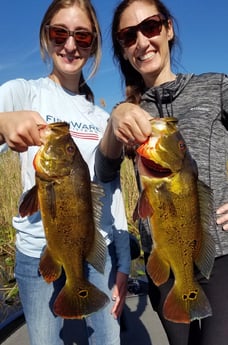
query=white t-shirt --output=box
[0,77,130,274]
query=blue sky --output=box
[1,0,228,112]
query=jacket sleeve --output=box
[95,146,123,182]
[113,227,131,275]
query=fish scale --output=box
[19,122,109,319]
[135,117,215,324]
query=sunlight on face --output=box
[119,1,174,87]
[48,4,93,82]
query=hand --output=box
[216,203,228,230]
[0,111,46,152]
[111,103,152,145]
[111,271,128,319]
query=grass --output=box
[0,150,22,307]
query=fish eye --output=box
[179,140,186,151]
[66,145,75,154]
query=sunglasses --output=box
[46,25,96,49]
[117,14,167,48]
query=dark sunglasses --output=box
[46,25,96,49]
[117,14,167,48]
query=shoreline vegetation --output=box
[0,150,22,324]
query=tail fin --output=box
[53,279,109,319]
[163,282,212,324]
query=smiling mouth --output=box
[138,52,155,61]
[141,156,172,178]
[58,53,80,61]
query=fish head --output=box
[137,117,187,178]
[34,122,78,178]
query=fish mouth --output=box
[141,156,172,178]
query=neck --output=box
[49,73,80,94]
[144,60,176,88]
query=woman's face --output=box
[48,4,94,82]
[118,1,174,87]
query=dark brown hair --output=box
[112,0,177,104]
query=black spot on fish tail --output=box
[53,280,109,319]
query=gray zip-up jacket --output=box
[96,73,228,257]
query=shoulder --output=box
[0,78,32,107]
[186,73,228,97]
[0,78,27,91]
[191,72,228,85]
[0,77,48,93]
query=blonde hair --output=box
[39,0,102,102]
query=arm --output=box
[111,221,131,320]
[105,175,131,319]
[0,80,46,152]
[100,102,152,157]
[95,102,152,181]
[217,76,228,226]
[0,111,46,152]
[111,271,128,319]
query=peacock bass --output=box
[19,122,109,319]
[134,117,215,323]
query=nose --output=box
[135,30,150,48]
[64,35,77,51]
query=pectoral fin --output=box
[39,247,62,283]
[87,182,106,274]
[133,189,154,221]
[19,185,39,217]
[146,249,170,286]
[86,229,106,274]
[194,180,215,279]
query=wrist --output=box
[112,101,126,113]
[99,117,123,159]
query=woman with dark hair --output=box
[95,1,228,344]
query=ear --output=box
[167,19,174,41]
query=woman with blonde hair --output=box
[0,1,130,344]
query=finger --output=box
[222,223,228,231]
[111,298,126,319]
[10,145,28,153]
[111,299,120,319]
[16,132,40,147]
[217,214,228,225]
[112,295,117,302]
[216,213,228,231]
[26,125,44,146]
[216,216,226,225]
[217,204,228,215]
